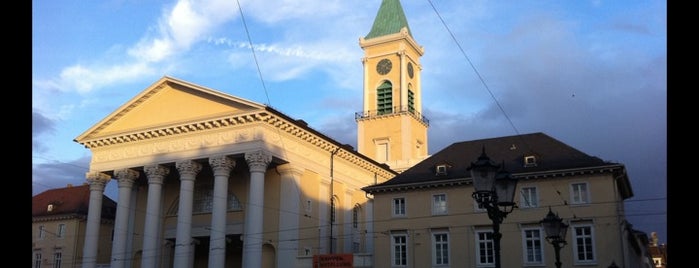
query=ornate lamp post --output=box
[540,207,568,268]
[468,147,518,268]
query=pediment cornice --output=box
[80,107,396,180]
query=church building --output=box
[73,2,420,267]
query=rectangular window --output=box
[57,224,66,238]
[407,90,415,113]
[572,224,596,263]
[376,141,389,162]
[39,225,45,240]
[53,251,62,268]
[353,242,361,253]
[475,230,495,265]
[305,200,312,213]
[522,228,544,265]
[393,197,406,217]
[34,251,42,268]
[520,186,538,208]
[571,182,590,204]
[473,200,487,213]
[432,232,449,265]
[432,194,447,215]
[391,233,408,266]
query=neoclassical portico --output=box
[74,76,396,268]
[82,150,274,268]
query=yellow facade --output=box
[369,173,631,268]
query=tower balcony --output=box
[355,106,430,126]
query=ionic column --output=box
[277,164,303,266]
[208,156,236,268]
[81,171,111,268]
[242,150,272,268]
[111,168,139,268]
[141,165,170,268]
[173,160,202,268]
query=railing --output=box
[355,106,430,126]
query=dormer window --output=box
[524,155,537,167]
[436,164,448,175]
[47,204,54,212]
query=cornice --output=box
[32,214,114,224]
[32,214,85,222]
[82,108,396,180]
[364,165,624,194]
[359,28,424,56]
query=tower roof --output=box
[365,0,412,39]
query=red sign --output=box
[312,254,353,268]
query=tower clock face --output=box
[376,58,392,75]
[407,62,414,78]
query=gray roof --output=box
[363,132,633,199]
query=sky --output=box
[32,0,667,244]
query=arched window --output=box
[408,86,415,113]
[353,204,360,229]
[352,204,362,253]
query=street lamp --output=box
[468,147,518,268]
[540,207,568,268]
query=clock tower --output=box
[356,0,429,173]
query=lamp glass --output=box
[468,148,499,193]
[494,172,517,205]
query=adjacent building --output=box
[649,232,668,268]
[32,183,117,268]
[362,133,641,268]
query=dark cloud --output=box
[32,110,55,137]
[32,110,56,152]
[32,155,91,196]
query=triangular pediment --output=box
[75,76,266,143]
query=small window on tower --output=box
[524,155,537,167]
[436,164,448,175]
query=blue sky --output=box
[32,0,667,244]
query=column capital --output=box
[114,168,139,188]
[245,150,272,172]
[277,164,304,177]
[86,171,111,191]
[176,160,202,179]
[209,155,236,176]
[144,165,170,184]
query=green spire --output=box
[365,0,412,39]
